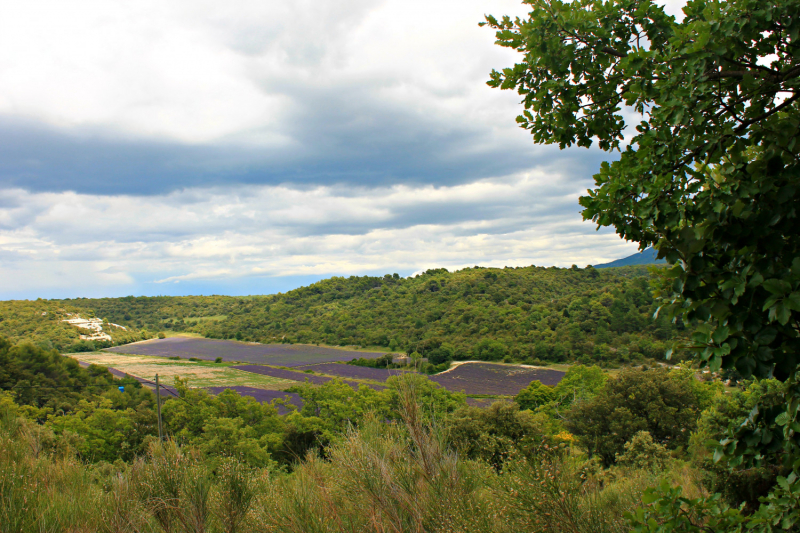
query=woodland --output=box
[2,0,799,530]
[54,265,678,367]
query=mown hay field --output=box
[71,352,296,390]
[296,362,416,381]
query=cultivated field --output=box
[108,337,386,366]
[83,347,565,407]
[72,353,296,390]
[430,362,565,396]
[297,363,415,382]
[204,387,303,412]
[233,364,387,391]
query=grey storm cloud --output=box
[0,0,610,196]
[0,110,608,196]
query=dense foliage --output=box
[2,335,796,532]
[485,0,799,375]
[0,336,144,414]
[53,265,679,367]
[567,367,712,465]
[0,299,145,353]
[484,0,800,527]
[60,294,239,334]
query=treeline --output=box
[1,336,792,531]
[54,265,682,366]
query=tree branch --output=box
[600,46,627,58]
[735,91,800,134]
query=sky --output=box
[0,0,686,300]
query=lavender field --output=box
[233,364,387,391]
[430,363,565,396]
[108,337,386,366]
[296,363,415,382]
[205,387,303,413]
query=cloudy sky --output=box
[0,0,685,299]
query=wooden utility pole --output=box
[156,373,164,441]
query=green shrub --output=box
[615,431,669,471]
[516,380,555,410]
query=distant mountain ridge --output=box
[594,248,666,269]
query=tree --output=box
[428,342,455,365]
[446,401,555,469]
[484,0,800,466]
[473,339,507,361]
[567,367,704,465]
[690,379,789,509]
[615,430,670,471]
[552,364,606,406]
[515,379,555,410]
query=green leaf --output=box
[754,327,777,346]
[641,490,659,505]
[763,279,791,295]
[709,354,722,373]
[775,302,791,325]
[711,326,730,344]
[786,292,800,311]
[713,446,725,463]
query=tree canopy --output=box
[484,0,799,466]
[567,366,707,465]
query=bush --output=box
[516,380,555,410]
[615,431,669,471]
[446,401,555,470]
[552,365,606,407]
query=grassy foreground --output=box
[0,381,706,533]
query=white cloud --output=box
[0,170,639,297]
[0,0,668,297]
[0,0,529,145]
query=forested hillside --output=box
[0,299,146,353]
[56,265,681,366]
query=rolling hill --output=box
[53,264,679,366]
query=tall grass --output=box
[0,409,104,533]
[491,452,652,533]
[254,399,495,532]
[214,458,258,533]
[0,377,707,533]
